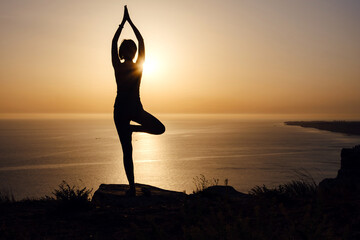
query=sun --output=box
[142,58,158,76]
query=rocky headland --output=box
[285,121,360,135]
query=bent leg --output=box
[131,110,165,135]
[114,111,135,192]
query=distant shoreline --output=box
[285,121,360,136]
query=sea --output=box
[1,114,360,200]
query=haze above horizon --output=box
[1,0,360,117]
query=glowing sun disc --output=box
[143,59,157,75]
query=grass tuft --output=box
[0,190,15,203]
[192,174,220,193]
[250,179,317,199]
[52,180,93,210]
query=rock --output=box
[201,186,248,198]
[337,145,360,179]
[319,145,360,193]
[92,183,187,207]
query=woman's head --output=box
[119,39,137,61]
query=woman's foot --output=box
[126,185,136,197]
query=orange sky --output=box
[1,0,360,117]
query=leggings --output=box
[113,107,165,187]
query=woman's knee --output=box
[153,122,165,135]
[134,111,165,135]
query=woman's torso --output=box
[114,62,143,111]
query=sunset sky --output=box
[1,0,360,117]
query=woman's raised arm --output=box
[125,6,145,65]
[111,8,127,68]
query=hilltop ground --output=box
[1,175,359,240]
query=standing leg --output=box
[114,110,136,195]
[130,110,165,135]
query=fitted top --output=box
[114,62,143,109]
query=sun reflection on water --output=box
[132,133,169,184]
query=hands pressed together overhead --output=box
[120,5,132,26]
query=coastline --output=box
[285,121,360,136]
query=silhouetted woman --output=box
[112,6,165,196]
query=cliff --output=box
[319,145,360,193]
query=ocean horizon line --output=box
[1,112,360,121]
